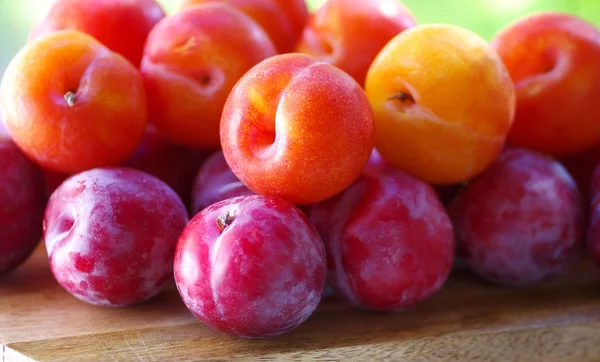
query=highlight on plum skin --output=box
[0,137,47,276]
[309,166,455,312]
[448,148,584,287]
[0,115,7,136]
[43,167,189,307]
[363,148,389,174]
[174,195,327,338]
[190,151,254,216]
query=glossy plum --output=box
[221,54,375,205]
[1,30,147,174]
[141,4,277,148]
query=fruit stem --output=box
[199,74,211,86]
[64,91,77,107]
[388,91,414,104]
[216,211,235,232]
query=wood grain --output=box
[2,246,600,361]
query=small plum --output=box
[0,138,47,275]
[43,168,189,307]
[310,166,454,311]
[174,195,326,338]
[449,148,584,287]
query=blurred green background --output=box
[1,0,599,77]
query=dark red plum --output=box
[449,148,583,287]
[0,138,47,275]
[175,195,326,338]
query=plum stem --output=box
[388,91,414,104]
[199,74,211,86]
[216,211,235,232]
[64,91,77,107]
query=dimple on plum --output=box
[43,167,189,307]
[141,3,277,148]
[310,166,454,312]
[220,53,375,205]
[449,148,584,287]
[174,195,326,338]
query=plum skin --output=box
[174,195,326,338]
[190,151,254,216]
[0,137,47,276]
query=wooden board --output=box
[2,246,600,362]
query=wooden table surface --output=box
[2,246,600,362]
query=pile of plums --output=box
[1,0,600,339]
